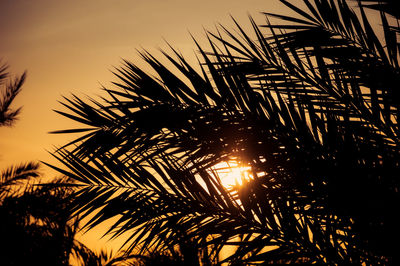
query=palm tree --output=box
[0,162,119,265]
[51,0,400,264]
[0,168,76,265]
[0,62,106,265]
[0,62,25,126]
[0,63,77,264]
[0,63,75,264]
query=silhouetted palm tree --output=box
[0,169,76,265]
[0,62,25,127]
[0,62,104,265]
[0,160,114,265]
[51,0,400,264]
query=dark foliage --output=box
[0,63,102,265]
[51,0,400,264]
[0,162,75,265]
[0,62,25,127]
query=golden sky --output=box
[0,0,290,252]
[0,0,288,173]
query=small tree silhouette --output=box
[0,62,25,127]
[0,62,104,265]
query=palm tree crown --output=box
[51,0,400,264]
[0,62,25,127]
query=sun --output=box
[210,161,252,188]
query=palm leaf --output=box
[0,64,26,127]
[50,0,400,264]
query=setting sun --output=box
[210,161,252,188]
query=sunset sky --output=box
[0,0,289,172]
[1,0,291,252]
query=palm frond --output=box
[0,63,8,84]
[0,68,26,127]
[50,0,400,264]
[358,0,400,19]
[0,162,40,197]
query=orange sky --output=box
[0,0,289,173]
[0,0,290,253]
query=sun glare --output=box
[211,161,252,188]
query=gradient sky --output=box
[0,0,293,252]
[0,0,290,172]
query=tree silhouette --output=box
[0,62,25,127]
[51,0,400,264]
[0,170,76,265]
[0,63,105,265]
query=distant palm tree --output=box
[51,0,400,264]
[0,162,117,265]
[0,166,76,265]
[0,62,25,127]
[0,62,105,265]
